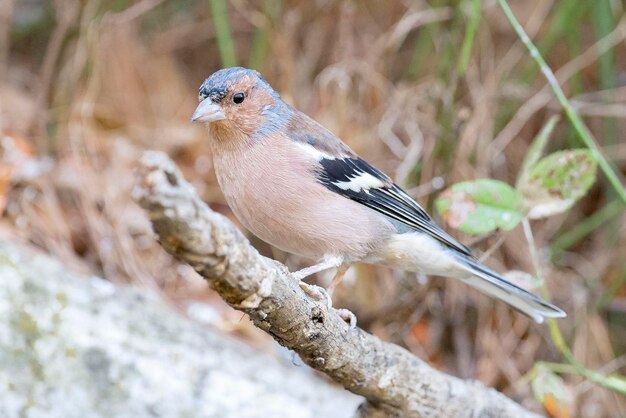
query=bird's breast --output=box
[210,135,394,261]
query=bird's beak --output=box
[191,99,226,123]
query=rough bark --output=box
[133,151,543,418]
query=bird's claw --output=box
[298,282,333,310]
[298,282,357,329]
[334,308,357,329]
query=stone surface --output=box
[0,241,361,418]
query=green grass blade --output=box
[209,0,237,67]
[248,0,283,70]
[592,0,617,92]
[551,200,623,255]
[516,115,559,188]
[456,0,481,76]
[546,317,626,395]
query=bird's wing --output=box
[283,111,472,257]
[315,156,474,257]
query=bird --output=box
[191,67,566,326]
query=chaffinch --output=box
[191,67,565,325]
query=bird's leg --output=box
[294,256,343,310]
[292,256,344,280]
[325,265,357,328]
[326,264,350,296]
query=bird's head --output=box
[191,67,288,139]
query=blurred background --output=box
[1,0,625,416]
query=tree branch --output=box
[133,151,542,418]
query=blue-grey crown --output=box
[198,67,277,102]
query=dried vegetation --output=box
[1,0,625,416]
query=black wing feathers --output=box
[317,157,473,257]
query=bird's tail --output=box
[456,256,566,323]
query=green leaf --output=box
[519,149,597,219]
[517,115,559,188]
[435,179,523,235]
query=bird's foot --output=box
[298,282,357,329]
[335,308,357,329]
[298,281,333,310]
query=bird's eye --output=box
[233,92,245,104]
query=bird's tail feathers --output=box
[457,257,566,323]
